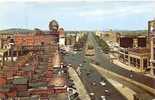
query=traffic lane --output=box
[63,52,84,66]
[82,68,127,100]
[90,33,155,89]
[83,60,126,100]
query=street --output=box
[63,44,126,100]
[63,33,155,100]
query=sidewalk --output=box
[113,59,141,72]
[113,59,155,79]
[68,67,91,100]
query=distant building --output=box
[65,32,77,46]
[58,28,65,47]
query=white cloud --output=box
[77,1,155,19]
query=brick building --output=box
[117,33,150,72]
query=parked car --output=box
[89,93,96,100]
[99,81,106,86]
[100,96,106,100]
[104,89,110,96]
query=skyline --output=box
[0,0,155,31]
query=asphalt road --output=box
[63,48,126,99]
[89,33,155,98]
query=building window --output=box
[154,48,155,60]
[137,59,140,67]
[143,59,147,69]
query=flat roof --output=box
[128,48,150,54]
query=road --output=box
[89,33,155,99]
[63,41,126,99]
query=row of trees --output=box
[95,35,110,54]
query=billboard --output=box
[148,20,155,36]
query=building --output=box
[59,28,65,47]
[117,35,148,48]
[116,19,155,75]
[148,19,155,75]
[65,32,77,46]
[117,33,150,72]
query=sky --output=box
[0,0,155,31]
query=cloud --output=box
[77,1,155,19]
[0,1,154,30]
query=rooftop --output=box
[13,77,28,85]
[128,48,150,54]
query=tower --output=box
[49,20,59,32]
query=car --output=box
[73,51,77,54]
[25,63,29,66]
[67,87,77,95]
[70,92,79,100]
[104,89,110,95]
[89,92,95,96]
[65,53,69,56]
[101,96,106,100]
[74,48,78,51]
[105,89,109,93]
[99,81,106,86]
[91,82,96,86]
[79,64,83,67]
[68,64,72,66]
[89,93,96,99]
[95,62,100,65]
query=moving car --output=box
[101,96,106,100]
[99,81,106,86]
